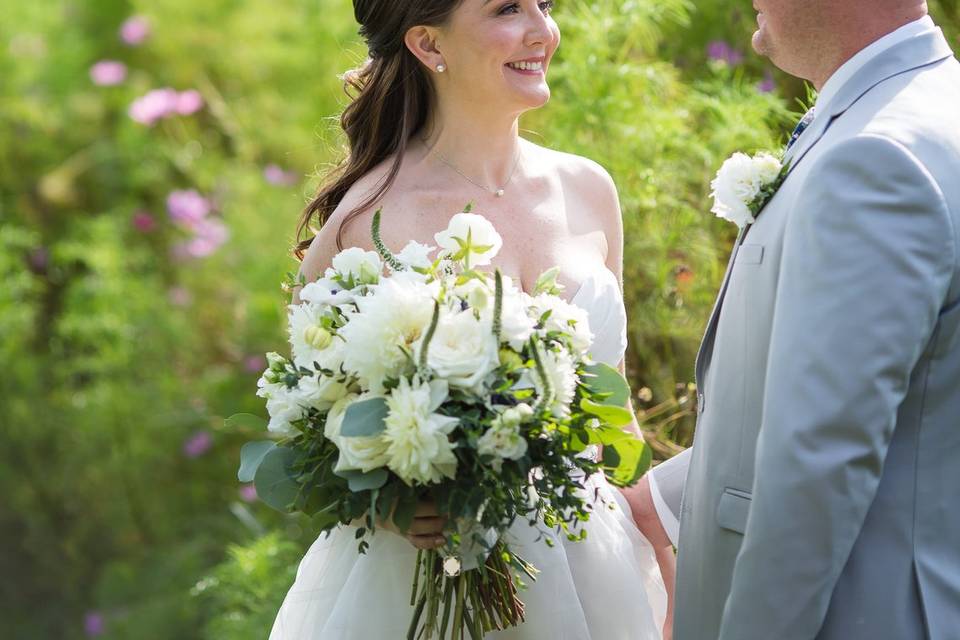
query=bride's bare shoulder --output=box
[298,158,395,284]
[524,141,619,202]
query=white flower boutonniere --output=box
[710,151,788,228]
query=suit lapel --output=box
[693,28,954,394]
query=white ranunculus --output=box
[395,241,436,271]
[325,394,391,473]
[339,272,440,392]
[434,213,503,267]
[710,152,783,228]
[265,384,309,435]
[498,285,537,351]
[425,309,500,394]
[536,348,580,419]
[297,374,349,411]
[331,247,382,285]
[530,293,593,355]
[383,378,459,485]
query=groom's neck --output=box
[808,3,929,90]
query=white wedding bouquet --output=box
[231,207,650,639]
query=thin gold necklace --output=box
[423,138,522,198]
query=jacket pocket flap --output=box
[735,244,764,265]
[716,488,752,534]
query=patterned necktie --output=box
[786,108,816,150]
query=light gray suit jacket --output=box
[657,27,960,640]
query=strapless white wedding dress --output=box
[269,267,667,639]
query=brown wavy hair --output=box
[294,0,464,258]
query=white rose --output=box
[339,272,440,392]
[425,308,500,394]
[331,247,382,285]
[477,404,532,469]
[383,378,459,485]
[297,374,349,411]
[710,152,783,228]
[395,241,436,271]
[265,384,309,435]
[434,213,503,267]
[325,393,391,473]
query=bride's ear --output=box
[404,26,446,73]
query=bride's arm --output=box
[589,160,676,638]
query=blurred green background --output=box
[2,1,957,638]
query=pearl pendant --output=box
[495,189,505,197]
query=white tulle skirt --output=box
[269,472,667,639]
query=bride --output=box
[271,0,674,637]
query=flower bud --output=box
[304,325,333,350]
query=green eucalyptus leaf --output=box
[238,440,277,482]
[604,437,653,487]
[580,398,633,426]
[580,363,631,407]
[341,397,389,437]
[392,489,419,533]
[225,413,268,431]
[533,266,562,295]
[335,467,389,492]
[253,446,301,513]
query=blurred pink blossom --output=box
[132,211,157,233]
[129,88,204,125]
[84,611,105,637]
[120,16,151,46]
[168,286,193,306]
[239,484,258,503]
[244,354,267,373]
[758,70,776,94]
[263,164,299,187]
[706,40,744,66]
[176,89,205,115]
[172,218,229,259]
[89,60,127,86]
[183,431,214,458]
[129,88,179,126]
[167,189,212,228]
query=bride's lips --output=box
[505,56,546,76]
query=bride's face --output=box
[437,0,560,112]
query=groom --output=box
[634,1,960,638]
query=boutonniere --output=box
[709,151,789,229]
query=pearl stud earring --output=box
[436,63,446,73]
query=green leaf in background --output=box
[340,397,389,438]
[580,362,631,406]
[580,398,633,426]
[335,467,389,492]
[225,413,269,431]
[253,447,301,513]
[238,441,277,482]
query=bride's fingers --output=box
[406,534,446,550]
[413,502,440,518]
[407,516,446,536]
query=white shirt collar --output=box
[815,15,937,113]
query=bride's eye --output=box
[497,1,555,16]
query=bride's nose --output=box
[522,5,554,48]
